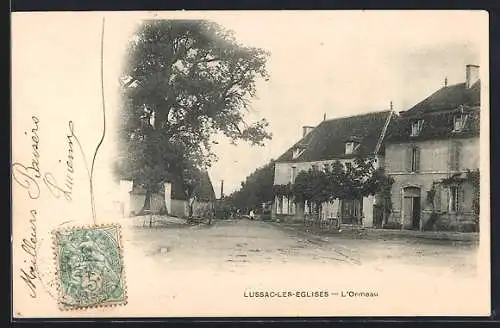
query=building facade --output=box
[384,65,480,231]
[119,169,216,218]
[272,110,395,228]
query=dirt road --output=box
[115,218,485,316]
[125,218,477,273]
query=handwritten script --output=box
[12,117,79,298]
[20,210,38,298]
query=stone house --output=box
[119,169,216,218]
[384,65,481,231]
[272,110,395,228]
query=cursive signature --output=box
[13,117,83,299]
[20,210,37,298]
[12,116,41,199]
[65,122,75,195]
[43,121,77,201]
[43,173,72,201]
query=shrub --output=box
[434,220,462,232]
[260,213,272,221]
[423,212,439,231]
[383,221,402,230]
[458,222,478,233]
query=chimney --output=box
[302,126,315,137]
[466,64,480,88]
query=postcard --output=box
[11,10,490,317]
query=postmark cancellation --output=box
[52,224,127,310]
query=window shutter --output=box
[440,187,448,212]
[458,185,465,213]
[462,114,469,130]
[405,147,412,172]
[434,185,441,210]
[454,142,462,171]
[415,147,421,172]
[449,141,461,171]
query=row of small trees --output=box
[273,157,394,221]
[224,160,275,213]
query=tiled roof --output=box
[170,169,216,201]
[194,170,216,201]
[404,81,480,116]
[276,110,393,163]
[386,81,481,143]
[385,108,480,143]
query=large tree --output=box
[115,20,272,213]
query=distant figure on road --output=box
[249,209,255,220]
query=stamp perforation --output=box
[52,223,128,311]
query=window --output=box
[345,142,354,154]
[345,142,359,155]
[409,146,420,172]
[288,198,295,214]
[305,201,311,215]
[277,196,283,214]
[449,141,461,171]
[292,147,305,159]
[410,120,424,137]
[453,114,468,132]
[448,186,459,213]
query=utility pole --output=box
[220,180,224,200]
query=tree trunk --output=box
[315,202,322,226]
[188,197,195,218]
[139,189,152,215]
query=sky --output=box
[16,11,484,199]
[196,11,487,197]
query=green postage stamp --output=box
[52,224,127,310]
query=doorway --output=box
[341,198,362,225]
[411,197,421,230]
[402,186,421,230]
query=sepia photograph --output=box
[11,11,490,317]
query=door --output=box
[411,197,421,230]
[341,199,360,224]
[373,204,383,228]
[402,187,421,230]
[403,197,413,228]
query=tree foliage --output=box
[114,20,272,207]
[224,160,275,212]
[466,169,480,218]
[292,168,330,206]
[274,157,394,212]
[273,183,293,198]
